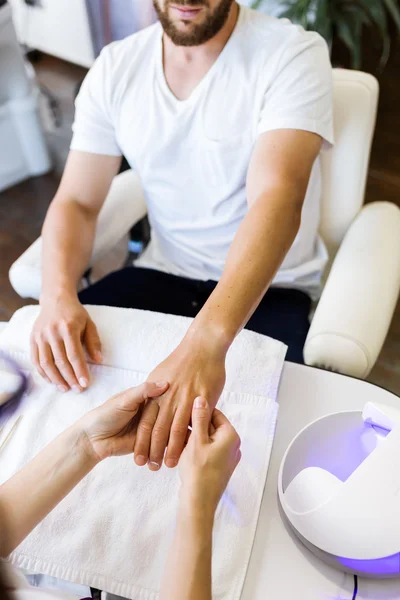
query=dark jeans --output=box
[79,267,311,364]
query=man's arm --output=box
[41,151,121,302]
[31,151,121,392]
[190,128,322,342]
[134,129,322,470]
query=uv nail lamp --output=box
[278,402,400,578]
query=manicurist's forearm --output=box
[190,186,302,344]
[0,425,98,557]
[41,197,98,301]
[160,502,214,600]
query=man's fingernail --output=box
[165,458,178,468]
[195,396,207,409]
[149,461,160,471]
[135,455,147,466]
[79,378,88,389]
[57,385,68,393]
[156,381,167,388]
[72,385,82,394]
[95,351,103,363]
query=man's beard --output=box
[153,0,235,47]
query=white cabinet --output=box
[8,0,95,67]
[0,4,51,191]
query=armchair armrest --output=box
[304,202,400,378]
[9,170,147,300]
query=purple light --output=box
[304,419,390,484]
[305,424,374,482]
[339,553,400,575]
[371,423,391,437]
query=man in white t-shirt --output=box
[31,0,333,472]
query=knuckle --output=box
[68,352,82,364]
[41,359,53,369]
[138,420,154,435]
[47,323,58,336]
[35,332,45,344]
[233,431,241,446]
[54,356,68,368]
[171,424,188,437]
[60,319,75,334]
[152,425,167,441]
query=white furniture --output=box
[242,363,400,599]
[0,3,51,191]
[8,0,95,68]
[8,69,400,379]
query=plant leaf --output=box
[383,0,400,31]
[314,0,333,41]
[360,0,391,68]
[250,0,267,11]
[253,0,399,71]
[335,12,362,69]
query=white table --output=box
[242,363,400,600]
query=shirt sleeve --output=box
[70,46,122,156]
[257,31,334,149]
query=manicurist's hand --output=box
[31,293,102,393]
[79,381,169,462]
[159,397,241,600]
[133,330,227,471]
[179,397,241,517]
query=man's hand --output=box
[79,381,169,462]
[31,294,102,393]
[134,331,227,470]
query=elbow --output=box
[42,196,98,236]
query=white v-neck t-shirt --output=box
[71,5,334,296]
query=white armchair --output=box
[9,69,400,379]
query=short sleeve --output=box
[70,47,122,156]
[257,31,334,149]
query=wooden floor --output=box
[1,42,400,393]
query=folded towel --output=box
[0,305,286,600]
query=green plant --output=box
[251,0,400,69]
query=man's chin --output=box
[169,15,206,30]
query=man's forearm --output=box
[0,425,97,557]
[160,502,213,600]
[190,186,302,345]
[41,198,98,300]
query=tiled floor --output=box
[1,43,400,394]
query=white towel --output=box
[0,305,286,600]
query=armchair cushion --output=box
[9,170,147,300]
[304,202,400,378]
[320,70,379,256]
